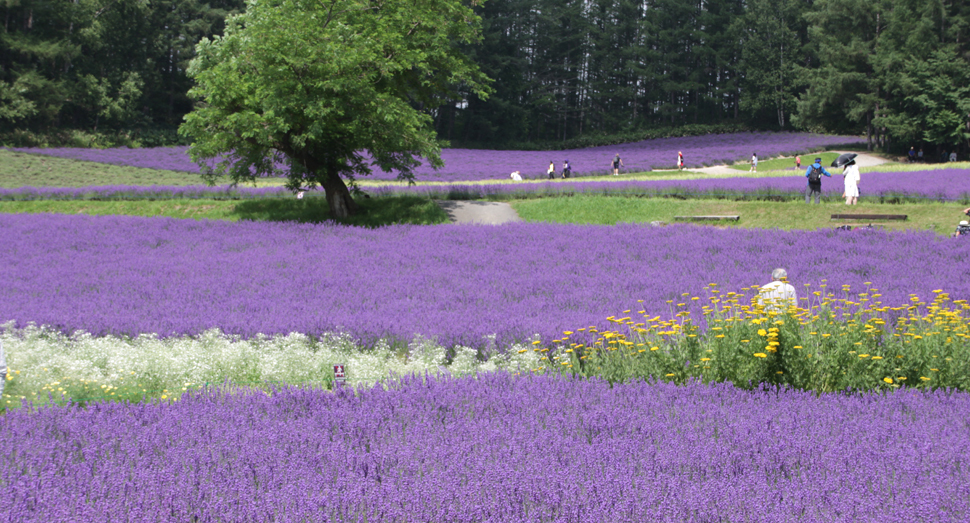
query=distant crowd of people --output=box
[908,146,959,163]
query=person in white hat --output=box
[758,268,798,312]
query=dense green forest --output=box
[1,0,968,152]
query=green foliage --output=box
[509,196,967,235]
[0,195,452,227]
[180,0,490,218]
[546,287,970,393]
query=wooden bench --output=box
[830,214,907,221]
[673,215,740,222]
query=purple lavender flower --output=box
[1,375,968,521]
[8,132,862,182]
[0,214,966,347]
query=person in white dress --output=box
[510,171,523,181]
[842,160,860,205]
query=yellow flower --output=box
[920,376,931,381]
[532,341,541,345]
[858,354,869,358]
[665,373,675,377]
[700,358,711,362]
[757,329,767,336]
[753,353,767,358]
[517,349,527,354]
[930,368,939,372]
[883,377,893,384]
[650,346,659,351]
[871,356,883,360]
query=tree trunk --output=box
[321,172,358,219]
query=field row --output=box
[2,374,968,521]
[3,287,969,408]
[7,131,862,181]
[1,214,968,347]
[1,166,967,203]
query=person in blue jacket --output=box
[804,157,832,204]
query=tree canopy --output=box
[179,0,489,217]
[1,0,968,155]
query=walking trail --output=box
[436,151,892,224]
[675,151,890,176]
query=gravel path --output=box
[436,152,891,225]
[436,200,523,225]
[655,151,891,176]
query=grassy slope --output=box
[0,149,286,188]
[509,195,965,235]
[0,196,450,227]
[726,152,842,171]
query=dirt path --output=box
[655,151,891,176]
[436,200,523,225]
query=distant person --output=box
[842,159,860,205]
[611,154,623,176]
[795,155,801,169]
[678,151,684,170]
[918,148,924,162]
[547,161,555,179]
[950,151,958,162]
[561,160,571,179]
[750,153,758,173]
[941,150,949,163]
[510,171,523,181]
[804,157,833,204]
[908,147,916,162]
[758,268,798,312]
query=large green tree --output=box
[180,0,489,218]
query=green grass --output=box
[0,195,450,227]
[509,195,965,235]
[0,149,287,188]
[727,152,842,171]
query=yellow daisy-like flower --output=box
[700,358,711,362]
[665,373,675,377]
[920,376,931,381]
[532,340,541,345]
[650,346,659,351]
[757,329,767,336]
[883,377,893,384]
[753,353,767,358]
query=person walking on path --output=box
[561,160,571,179]
[804,157,832,204]
[611,154,623,176]
[758,268,798,312]
[678,151,684,170]
[795,155,801,170]
[750,153,758,173]
[842,159,860,205]
[547,161,555,179]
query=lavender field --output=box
[2,374,969,521]
[1,214,968,347]
[373,166,970,202]
[1,166,967,202]
[8,131,861,181]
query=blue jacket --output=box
[804,162,832,184]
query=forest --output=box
[1,0,968,152]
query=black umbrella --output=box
[831,153,858,168]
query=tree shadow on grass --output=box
[230,194,450,227]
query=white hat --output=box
[961,221,968,226]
